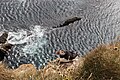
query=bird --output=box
[56,50,80,60]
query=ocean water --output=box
[6,25,50,68]
[0,0,120,68]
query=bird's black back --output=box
[60,51,78,60]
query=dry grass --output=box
[12,64,37,80]
[0,63,14,80]
[1,42,120,80]
[38,58,84,80]
[79,42,120,80]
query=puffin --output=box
[56,50,79,60]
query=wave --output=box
[7,25,47,55]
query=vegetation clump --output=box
[79,43,120,80]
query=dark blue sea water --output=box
[0,0,120,68]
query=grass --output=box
[1,41,120,80]
[79,44,120,80]
[0,63,14,80]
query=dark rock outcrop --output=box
[1,43,14,51]
[0,49,8,61]
[0,32,14,61]
[0,32,8,44]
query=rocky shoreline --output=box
[0,31,120,80]
[0,32,14,62]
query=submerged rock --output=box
[53,17,81,28]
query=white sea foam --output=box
[7,25,47,55]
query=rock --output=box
[0,49,8,61]
[0,43,14,61]
[0,32,8,44]
[1,43,14,51]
